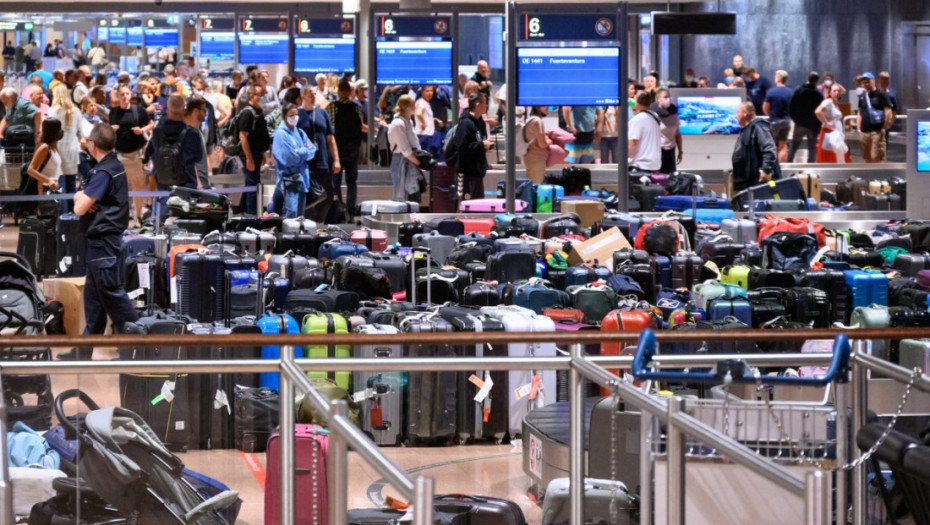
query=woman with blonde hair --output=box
[48,84,81,212]
[387,94,422,201]
[814,82,851,163]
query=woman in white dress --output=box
[48,84,81,212]
[814,83,851,164]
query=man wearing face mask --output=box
[59,123,138,360]
[681,68,697,88]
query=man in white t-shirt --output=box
[628,90,664,171]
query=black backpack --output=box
[220,106,257,156]
[442,122,460,171]
[153,126,189,187]
[333,100,363,148]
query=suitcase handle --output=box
[631,328,850,386]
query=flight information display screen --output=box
[375,41,452,85]
[127,27,143,46]
[109,27,126,43]
[144,28,178,48]
[238,34,289,64]
[918,121,930,172]
[294,38,355,73]
[200,32,235,60]
[516,47,620,106]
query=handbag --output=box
[4,124,34,147]
[307,178,326,206]
[862,92,885,129]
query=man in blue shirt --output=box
[762,70,793,162]
[298,85,340,223]
[59,123,138,360]
[27,58,53,90]
[743,66,773,115]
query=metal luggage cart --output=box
[0,144,37,222]
[631,329,851,525]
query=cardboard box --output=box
[40,277,86,336]
[568,227,632,266]
[559,200,606,228]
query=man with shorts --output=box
[856,72,894,163]
[763,70,793,162]
[110,84,154,225]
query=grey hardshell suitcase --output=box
[893,253,930,277]
[898,339,930,371]
[360,200,420,215]
[720,218,757,245]
[541,477,633,525]
[586,397,642,492]
[237,228,276,254]
[354,324,405,446]
[400,314,458,444]
[411,231,455,266]
[281,217,318,234]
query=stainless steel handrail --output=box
[0,374,13,525]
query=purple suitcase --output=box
[459,198,528,213]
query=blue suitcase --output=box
[733,177,806,208]
[257,313,300,390]
[653,195,729,212]
[317,239,368,262]
[564,263,612,288]
[498,178,536,211]
[692,208,736,224]
[505,281,571,314]
[653,255,672,289]
[708,298,752,325]
[845,269,889,309]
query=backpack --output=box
[634,221,680,256]
[514,116,537,158]
[333,100,363,147]
[442,122,460,170]
[153,126,190,187]
[220,106,256,156]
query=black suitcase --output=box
[617,263,656,304]
[895,287,930,310]
[748,268,803,290]
[17,216,56,277]
[802,269,850,323]
[433,494,528,525]
[415,267,469,304]
[402,316,458,444]
[175,218,210,235]
[695,317,756,354]
[548,166,591,195]
[362,252,407,295]
[462,281,501,307]
[639,185,664,212]
[276,232,316,256]
[233,385,279,453]
[750,300,786,328]
[752,199,808,212]
[173,252,225,322]
[698,239,746,267]
[437,306,509,443]
[119,314,194,452]
[226,215,261,232]
[612,248,650,271]
[893,253,930,277]
[739,244,763,266]
[541,215,581,238]
[457,232,496,250]
[463,261,487,282]
[901,222,930,252]
[671,252,702,289]
[285,288,360,313]
[399,222,426,247]
[428,217,465,237]
[123,252,169,312]
[55,213,85,277]
[779,287,831,328]
[485,251,536,283]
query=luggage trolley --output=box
[0,144,38,222]
[631,329,852,525]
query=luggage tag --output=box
[138,263,150,289]
[370,397,384,428]
[514,375,541,401]
[470,374,494,403]
[214,389,231,414]
[170,276,179,305]
[151,380,176,405]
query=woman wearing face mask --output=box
[651,88,682,174]
[272,102,317,218]
[814,82,851,164]
[817,73,835,100]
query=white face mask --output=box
[286,115,299,127]
[193,89,204,96]
[684,75,694,83]
[824,80,833,87]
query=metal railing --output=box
[0,328,928,525]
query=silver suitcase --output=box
[586,397,642,492]
[237,228,276,254]
[353,324,405,446]
[898,339,930,371]
[411,231,455,266]
[281,217,318,234]
[360,200,420,215]
[168,233,202,248]
[541,477,633,525]
[720,218,757,244]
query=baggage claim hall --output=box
[1,0,930,523]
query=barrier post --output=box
[639,409,654,525]
[569,343,585,525]
[851,342,868,525]
[0,375,13,525]
[666,397,686,525]
[413,475,435,525]
[329,400,349,525]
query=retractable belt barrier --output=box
[0,186,257,202]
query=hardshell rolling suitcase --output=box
[720,218,757,245]
[16,216,56,277]
[173,252,225,322]
[459,198,527,213]
[359,200,419,214]
[479,306,558,437]
[411,231,456,265]
[600,309,657,394]
[302,312,351,391]
[898,339,930,373]
[350,228,389,253]
[56,213,85,277]
[433,494,529,525]
[401,315,458,444]
[264,424,328,525]
[535,184,565,213]
[257,313,301,391]
[671,252,703,290]
[845,269,889,309]
[354,324,405,446]
[459,218,495,236]
[541,477,633,525]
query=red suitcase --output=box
[459,218,495,236]
[350,228,389,253]
[264,424,329,525]
[600,309,658,395]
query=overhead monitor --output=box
[516,47,620,106]
[670,88,746,135]
[918,120,930,172]
[97,27,108,41]
[294,38,355,74]
[375,15,453,86]
[376,41,452,85]
[109,27,126,44]
[200,32,235,61]
[127,27,143,47]
[144,28,178,48]
[238,34,289,65]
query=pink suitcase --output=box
[350,228,388,252]
[265,424,329,525]
[459,198,528,213]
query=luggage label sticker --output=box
[59,256,72,273]
[138,263,150,289]
[470,374,494,403]
[514,375,541,401]
[214,389,231,414]
[151,380,176,405]
[351,389,370,403]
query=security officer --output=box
[59,123,139,360]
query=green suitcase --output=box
[301,312,351,391]
[721,264,752,290]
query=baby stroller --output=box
[44,389,240,525]
[0,251,54,429]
